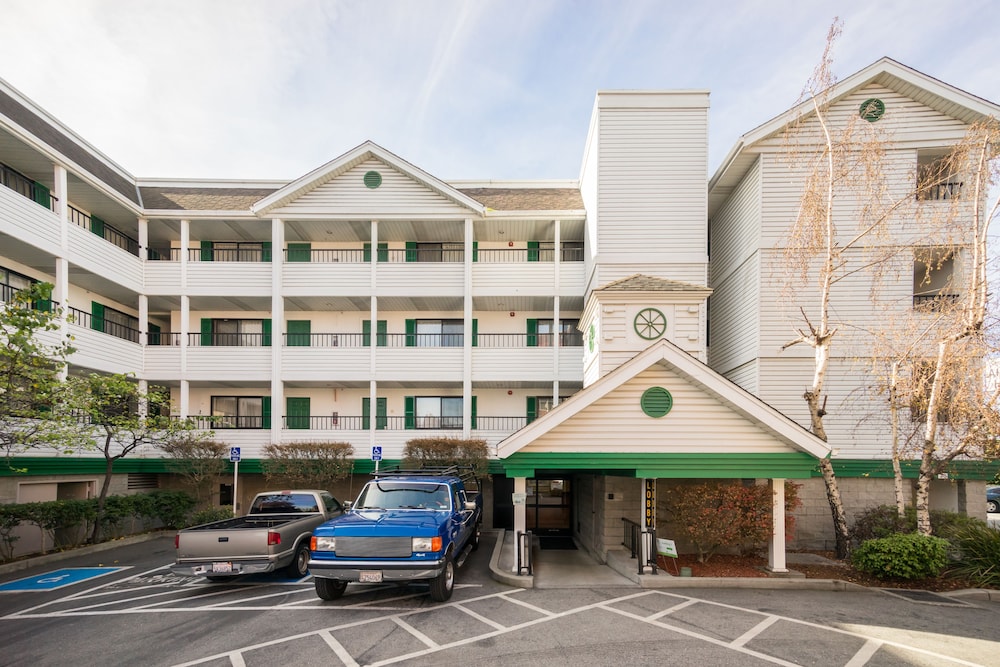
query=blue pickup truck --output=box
[309,466,482,602]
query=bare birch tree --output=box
[780,21,913,557]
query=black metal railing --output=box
[199,414,528,431]
[516,530,533,576]
[145,331,181,346]
[282,333,367,347]
[147,247,182,261]
[918,181,963,201]
[69,307,141,343]
[913,293,960,310]
[622,518,658,575]
[0,162,42,202]
[188,333,272,347]
[475,247,585,263]
[283,248,368,263]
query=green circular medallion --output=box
[634,307,667,340]
[641,387,673,418]
[363,170,383,188]
[859,98,885,122]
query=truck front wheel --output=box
[315,578,348,600]
[285,542,311,579]
[429,554,454,602]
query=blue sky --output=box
[1,0,998,182]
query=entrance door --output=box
[526,478,572,535]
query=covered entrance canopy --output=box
[495,339,830,572]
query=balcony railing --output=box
[145,246,585,263]
[69,307,141,343]
[146,331,181,346]
[184,415,527,432]
[918,181,963,201]
[913,293,961,311]
[476,247,584,262]
[280,332,584,348]
[188,333,272,347]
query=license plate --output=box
[212,562,233,573]
[359,570,382,583]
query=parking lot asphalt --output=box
[1,532,999,666]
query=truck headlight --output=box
[412,536,442,553]
[312,536,336,552]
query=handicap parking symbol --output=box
[0,567,125,592]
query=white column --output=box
[513,476,527,572]
[270,218,284,445]
[54,165,68,251]
[180,219,190,288]
[180,294,190,375]
[138,217,148,259]
[552,220,561,405]
[138,379,149,419]
[180,379,190,419]
[463,217,473,438]
[369,220,378,454]
[54,257,69,381]
[138,294,148,343]
[768,478,788,573]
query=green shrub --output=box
[186,507,234,528]
[851,505,987,546]
[852,533,949,580]
[0,505,21,561]
[142,491,197,529]
[948,522,1000,588]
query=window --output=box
[917,151,962,201]
[527,396,570,423]
[210,241,267,262]
[0,266,33,302]
[211,396,268,429]
[539,241,584,262]
[209,319,267,346]
[909,362,952,424]
[415,396,462,429]
[535,319,582,346]
[415,319,464,347]
[413,242,463,262]
[913,248,958,310]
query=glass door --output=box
[526,478,572,535]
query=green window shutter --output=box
[405,319,416,347]
[90,215,105,238]
[527,241,540,262]
[526,319,538,347]
[362,319,371,347]
[405,241,417,262]
[472,241,478,263]
[287,243,311,263]
[148,323,161,346]
[262,319,272,347]
[471,395,477,430]
[201,240,213,262]
[471,319,478,347]
[376,397,387,430]
[32,181,51,208]
[404,396,415,429]
[378,243,387,262]
[287,397,310,429]
[362,397,371,430]
[91,301,105,332]
[262,242,272,263]
[287,320,311,347]
[262,396,271,429]
[363,243,372,263]
[526,396,537,424]
[201,318,213,346]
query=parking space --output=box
[1,534,998,666]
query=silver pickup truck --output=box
[171,490,343,581]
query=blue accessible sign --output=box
[230,447,241,463]
[371,446,382,461]
[0,567,125,592]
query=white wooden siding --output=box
[144,262,181,294]
[709,157,761,286]
[185,347,271,381]
[0,187,60,254]
[375,264,464,295]
[67,325,142,374]
[374,349,464,382]
[283,263,370,293]
[143,347,181,381]
[472,348,583,383]
[707,253,760,374]
[186,263,272,295]
[596,107,708,259]
[282,348,370,382]
[272,158,474,217]
[67,224,142,291]
[521,366,798,455]
[723,360,758,394]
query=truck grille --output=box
[336,536,412,558]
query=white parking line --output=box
[844,638,883,667]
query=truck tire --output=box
[470,523,481,551]
[315,577,348,600]
[285,542,311,579]
[429,553,455,602]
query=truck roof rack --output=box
[372,464,479,488]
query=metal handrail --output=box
[516,530,533,575]
[621,517,658,575]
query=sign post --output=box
[371,445,382,473]
[229,447,241,515]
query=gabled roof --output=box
[250,141,486,216]
[496,338,830,461]
[597,274,711,294]
[709,57,1000,214]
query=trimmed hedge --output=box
[851,533,950,580]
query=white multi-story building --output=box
[0,58,996,559]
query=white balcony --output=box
[472,346,583,383]
[185,346,272,381]
[187,262,272,296]
[282,345,371,382]
[68,323,143,374]
[0,185,61,255]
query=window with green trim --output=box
[203,318,272,346]
[410,396,462,429]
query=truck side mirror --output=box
[342,500,353,510]
[464,501,477,512]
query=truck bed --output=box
[183,514,310,531]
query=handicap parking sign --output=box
[230,447,241,462]
[371,446,382,461]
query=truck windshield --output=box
[355,482,450,510]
